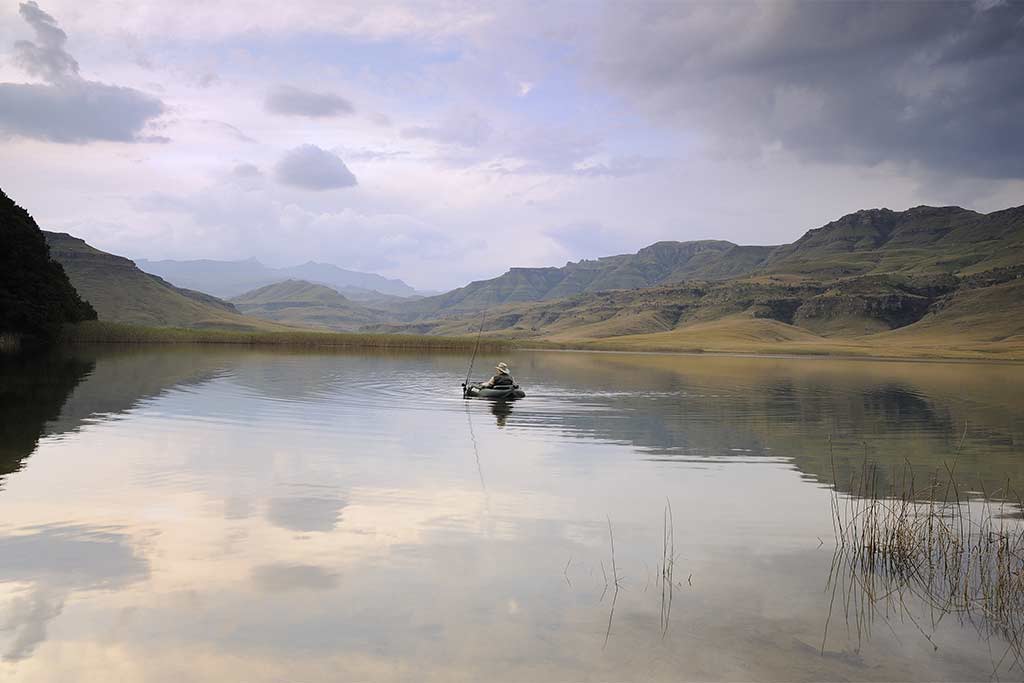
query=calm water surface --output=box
[1,347,1023,681]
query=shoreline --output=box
[52,321,1023,364]
[517,345,1024,365]
[59,321,512,352]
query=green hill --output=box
[764,205,1024,277]
[397,240,776,318]
[44,232,289,331]
[367,265,1024,359]
[396,204,1023,322]
[230,280,389,331]
[0,189,96,344]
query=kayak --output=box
[463,383,526,399]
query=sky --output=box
[1,1,1022,291]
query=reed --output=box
[661,498,676,637]
[0,332,21,353]
[827,434,1024,675]
[61,321,514,352]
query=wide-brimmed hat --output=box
[496,362,510,374]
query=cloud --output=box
[0,2,165,143]
[231,163,262,178]
[228,162,264,190]
[265,84,355,117]
[14,1,78,82]
[588,1,1024,178]
[194,119,255,143]
[267,496,345,532]
[0,586,65,662]
[251,563,339,592]
[401,111,492,147]
[0,81,166,143]
[572,155,662,178]
[0,524,149,662]
[546,221,640,260]
[273,145,358,190]
[130,181,466,280]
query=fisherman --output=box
[480,361,515,388]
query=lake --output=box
[1,347,1023,681]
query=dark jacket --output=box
[481,373,514,388]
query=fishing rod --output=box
[462,308,488,398]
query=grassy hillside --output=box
[393,203,1023,322]
[231,280,389,331]
[45,232,291,331]
[396,240,776,318]
[366,267,1024,360]
[34,200,1024,361]
[764,205,1024,277]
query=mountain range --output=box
[44,232,289,331]
[396,205,1024,319]
[134,258,420,300]
[5,185,1022,359]
[230,280,390,331]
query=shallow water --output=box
[1,347,1023,681]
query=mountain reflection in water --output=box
[0,347,1020,681]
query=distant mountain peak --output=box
[135,257,419,299]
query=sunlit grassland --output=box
[63,321,513,351]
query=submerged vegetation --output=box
[827,438,1024,675]
[63,320,514,351]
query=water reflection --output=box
[489,400,514,428]
[0,524,148,661]
[0,347,1021,681]
[0,354,94,484]
[250,563,340,592]
[266,496,347,533]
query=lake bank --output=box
[60,320,1024,362]
[61,321,512,352]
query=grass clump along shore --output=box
[63,320,513,352]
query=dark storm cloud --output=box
[265,84,355,117]
[273,145,358,190]
[0,2,165,143]
[589,1,1024,178]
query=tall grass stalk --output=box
[827,435,1024,675]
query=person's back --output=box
[481,361,515,388]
